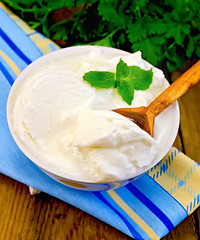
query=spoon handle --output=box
[148,60,200,116]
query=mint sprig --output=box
[83,59,153,105]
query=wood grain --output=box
[0,174,133,240]
[178,82,200,162]
[0,69,200,240]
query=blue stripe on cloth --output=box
[48,42,59,51]
[0,27,32,65]
[93,192,143,239]
[0,61,14,85]
[0,72,12,126]
[0,55,17,83]
[0,37,28,71]
[126,183,174,231]
[27,31,37,36]
[131,174,188,227]
[114,186,170,238]
[95,191,154,240]
[0,8,42,62]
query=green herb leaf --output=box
[115,59,135,105]
[129,66,153,90]
[116,58,130,81]
[116,59,153,91]
[98,0,130,28]
[117,79,134,105]
[83,71,116,88]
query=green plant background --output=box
[2,0,200,73]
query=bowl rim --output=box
[7,45,180,185]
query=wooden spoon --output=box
[113,60,200,137]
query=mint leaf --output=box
[116,58,130,81]
[129,66,153,90]
[83,71,116,88]
[83,58,153,105]
[116,59,153,91]
[117,79,134,105]
[115,59,136,105]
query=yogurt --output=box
[7,46,178,183]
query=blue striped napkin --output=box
[1,3,200,239]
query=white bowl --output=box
[7,46,180,191]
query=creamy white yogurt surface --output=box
[7,46,177,182]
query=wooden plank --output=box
[163,214,198,240]
[178,82,200,163]
[173,133,183,152]
[171,68,200,163]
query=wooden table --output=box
[0,71,200,240]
